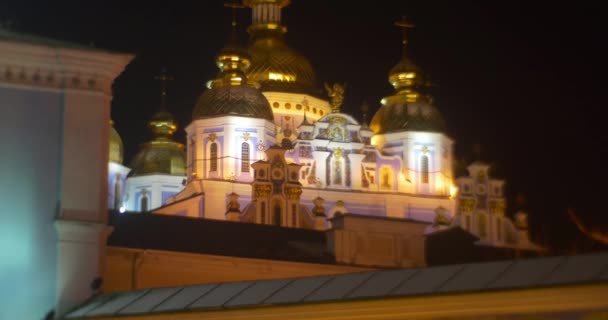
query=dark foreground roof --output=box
[65,251,608,319]
[107,211,333,264]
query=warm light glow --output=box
[450,185,458,199]
[268,72,295,82]
[435,176,444,191]
[398,72,416,79]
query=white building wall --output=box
[0,38,131,318]
[263,92,331,130]
[125,175,185,212]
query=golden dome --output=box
[244,0,317,94]
[129,110,186,177]
[370,97,446,134]
[109,120,124,164]
[247,36,317,94]
[193,85,274,120]
[370,18,445,134]
[128,141,186,177]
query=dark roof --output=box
[65,251,608,319]
[107,211,333,264]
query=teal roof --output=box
[65,252,608,318]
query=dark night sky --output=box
[2,1,606,250]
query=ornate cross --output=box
[154,67,174,109]
[395,15,415,47]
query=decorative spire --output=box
[361,101,370,126]
[300,112,311,126]
[389,15,422,102]
[149,68,177,139]
[225,0,245,46]
[210,2,251,88]
[395,15,415,58]
[154,67,173,111]
[243,0,290,36]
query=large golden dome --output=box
[246,35,317,94]
[109,120,124,164]
[129,110,186,177]
[243,0,317,94]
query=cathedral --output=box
[108,0,535,250]
[10,2,608,319]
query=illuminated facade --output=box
[158,3,457,226]
[449,162,538,249]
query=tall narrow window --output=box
[273,202,282,226]
[478,214,487,239]
[140,195,149,212]
[421,154,429,183]
[292,203,297,227]
[113,176,122,209]
[241,142,250,172]
[210,142,218,172]
[497,218,502,241]
[261,202,266,224]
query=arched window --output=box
[140,195,149,212]
[421,154,429,184]
[261,202,266,224]
[210,142,218,172]
[241,142,250,172]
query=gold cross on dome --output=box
[395,15,415,46]
[154,67,174,109]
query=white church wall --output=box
[125,175,185,212]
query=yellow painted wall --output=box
[104,246,372,292]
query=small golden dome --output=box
[370,97,446,134]
[109,120,124,164]
[148,109,177,138]
[128,141,186,177]
[371,17,445,134]
[129,110,186,177]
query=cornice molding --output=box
[0,39,133,95]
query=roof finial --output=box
[154,67,173,110]
[361,100,370,126]
[224,1,245,45]
[395,15,415,57]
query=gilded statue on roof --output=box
[325,82,346,113]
